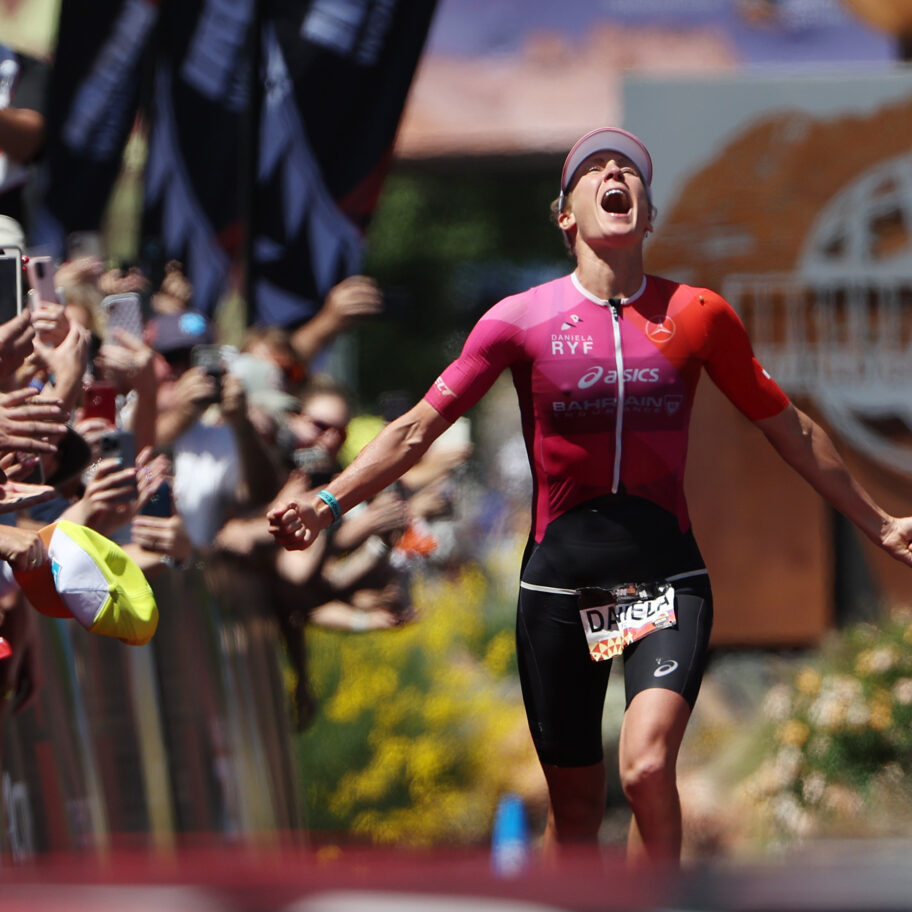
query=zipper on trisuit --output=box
[609,301,624,493]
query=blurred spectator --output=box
[149,311,281,547]
[242,325,308,393]
[0,45,47,237]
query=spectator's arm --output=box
[290,276,383,366]
[32,322,90,415]
[329,488,408,552]
[0,106,44,163]
[0,591,42,720]
[96,331,159,454]
[220,373,282,507]
[155,367,212,446]
[321,535,390,592]
[0,312,36,386]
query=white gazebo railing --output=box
[722,274,912,475]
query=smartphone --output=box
[25,255,57,305]
[102,292,143,340]
[83,381,117,424]
[140,479,174,517]
[99,429,136,467]
[0,248,22,323]
[191,344,224,403]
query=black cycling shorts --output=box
[516,494,713,768]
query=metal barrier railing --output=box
[0,557,301,859]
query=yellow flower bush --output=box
[295,561,542,846]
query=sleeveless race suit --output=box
[423,273,789,765]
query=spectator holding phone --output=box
[95,329,159,455]
[148,311,280,547]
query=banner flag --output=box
[43,0,437,324]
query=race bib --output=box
[578,582,676,662]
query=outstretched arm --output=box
[756,403,912,567]
[269,399,451,550]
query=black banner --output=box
[141,0,255,313]
[41,0,158,253]
[250,0,439,326]
[42,0,437,324]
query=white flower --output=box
[771,792,814,838]
[762,684,793,722]
[845,700,870,727]
[801,772,826,805]
[893,678,912,705]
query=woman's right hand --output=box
[267,500,322,551]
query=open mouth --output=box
[601,188,631,215]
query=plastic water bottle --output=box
[491,792,529,877]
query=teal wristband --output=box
[316,489,342,526]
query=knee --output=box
[544,769,605,842]
[549,793,603,842]
[620,752,675,803]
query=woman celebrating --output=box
[269,128,912,864]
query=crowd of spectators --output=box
[0,221,472,731]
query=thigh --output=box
[622,583,713,710]
[516,584,612,767]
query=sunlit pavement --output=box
[1,841,912,911]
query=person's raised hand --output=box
[30,298,69,348]
[0,312,35,383]
[96,329,156,394]
[64,457,139,533]
[31,321,90,396]
[131,514,193,563]
[0,388,68,456]
[219,372,247,426]
[173,365,219,410]
[323,275,383,330]
[53,255,105,288]
[0,525,48,572]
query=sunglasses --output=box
[306,416,347,435]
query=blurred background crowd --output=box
[0,240,475,725]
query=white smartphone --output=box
[102,292,144,340]
[26,255,57,305]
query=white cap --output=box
[0,215,25,252]
[560,127,653,195]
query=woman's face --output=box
[559,151,652,252]
[289,393,350,459]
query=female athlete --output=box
[269,128,912,865]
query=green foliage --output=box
[356,166,567,406]
[741,611,912,843]
[294,560,540,847]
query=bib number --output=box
[578,582,676,662]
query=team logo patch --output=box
[560,313,583,331]
[646,316,675,343]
